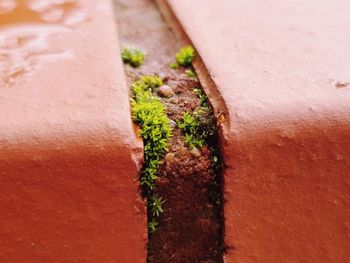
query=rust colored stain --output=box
[162,0,350,262]
[0,0,146,262]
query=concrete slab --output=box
[161,0,350,262]
[0,0,146,262]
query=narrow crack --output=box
[114,0,224,262]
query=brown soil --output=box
[114,0,224,262]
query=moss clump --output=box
[177,105,217,149]
[132,75,163,94]
[193,88,208,106]
[177,112,205,148]
[130,75,171,232]
[169,62,180,69]
[122,47,144,67]
[184,133,205,148]
[186,69,198,80]
[131,75,170,189]
[194,107,217,139]
[175,46,195,67]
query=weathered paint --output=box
[161,0,350,262]
[0,0,146,262]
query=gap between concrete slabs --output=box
[156,0,350,262]
[115,0,225,261]
[0,0,146,262]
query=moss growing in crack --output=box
[148,218,158,233]
[122,47,144,67]
[177,112,204,148]
[186,69,198,80]
[170,46,196,69]
[193,88,208,106]
[147,195,165,233]
[177,112,199,134]
[194,106,217,139]
[175,46,195,67]
[170,62,180,69]
[131,75,170,189]
[130,75,170,233]
[149,195,165,217]
[184,133,205,148]
[132,75,163,91]
[177,105,217,149]
[210,145,222,171]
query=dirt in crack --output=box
[114,0,224,262]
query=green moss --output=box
[177,112,199,134]
[177,103,217,148]
[131,75,170,189]
[177,112,204,148]
[170,62,180,69]
[130,75,171,233]
[184,133,205,148]
[176,46,195,67]
[186,69,198,80]
[194,106,217,139]
[193,88,208,106]
[122,47,144,67]
[148,218,158,233]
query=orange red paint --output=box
[0,1,146,262]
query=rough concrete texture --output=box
[0,0,146,262]
[162,0,350,262]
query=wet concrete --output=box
[0,0,87,87]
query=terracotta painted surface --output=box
[0,0,146,262]
[162,0,350,262]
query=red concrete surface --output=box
[0,0,146,262]
[162,0,350,262]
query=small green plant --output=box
[177,112,204,148]
[134,75,163,90]
[184,133,204,148]
[148,218,158,233]
[177,104,217,148]
[147,195,165,233]
[177,112,199,134]
[170,62,180,69]
[175,46,195,67]
[122,47,144,67]
[210,146,222,171]
[186,69,197,80]
[149,195,165,217]
[132,75,163,96]
[193,88,208,106]
[194,106,217,139]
